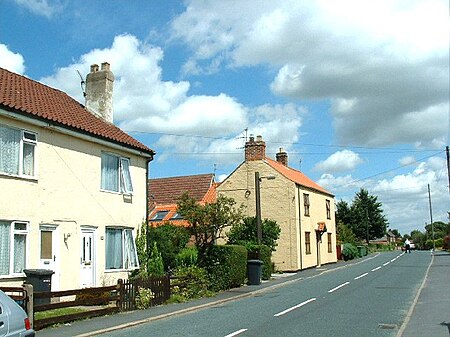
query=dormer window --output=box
[101,152,133,194]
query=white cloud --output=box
[171,0,449,147]
[399,156,416,166]
[14,0,63,18]
[0,44,25,74]
[314,150,363,173]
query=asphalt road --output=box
[101,251,431,337]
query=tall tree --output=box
[177,192,245,264]
[335,200,352,227]
[351,189,388,243]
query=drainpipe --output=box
[145,158,152,265]
[297,187,303,271]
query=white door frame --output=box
[39,224,59,291]
[80,227,96,288]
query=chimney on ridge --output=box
[85,62,114,123]
[245,135,266,161]
[276,148,288,166]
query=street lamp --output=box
[255,172,275,247]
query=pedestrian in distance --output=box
[404,238,411,253]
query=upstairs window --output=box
[303,193,310,216]
[326,199,331,219]
[0,125,36,178]
[171,212,183,220]
[0,221,28,275]
[101,153,133,194]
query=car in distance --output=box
[0,289,35,336]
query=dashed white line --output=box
[274,298,317,317]
[328,282,350,293]
[224,329,248,337]
[371,266,382,272]
[354,272,369,280]
[383,261,390,266]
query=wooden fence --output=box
[1,275,173,330]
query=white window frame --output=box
[105,227,139,271]
[0,124,37,178]
[100,152,133,194]
[0,220,29,276]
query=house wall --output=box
[0,113,147,290]
[218,160,337,271]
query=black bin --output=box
[23,269,54,305]
[247,260,263,285]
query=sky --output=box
[1,0,449,236]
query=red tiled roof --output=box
[0,67,154,156]
[265,158,333,196]
[149,173,216,205]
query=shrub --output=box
[176,246,198,268]
[443,236,450,251]
[246,244,272,280]
[169,265,213,301]
[147,242,165,277]
[342,243,359,261]
[203,245,247,292]
[135,287,155,309]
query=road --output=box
[101,251,431,337]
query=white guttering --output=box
[0,108,154,159]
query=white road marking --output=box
[354,272,369,280]
[274,298,317,317]
[383,261,390,266]
[371,266,382,272]
[328,282,350,293]
[390,258,396,262]
[225,329,248,337]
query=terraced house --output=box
[218,135,337,271]
[0,64,154,290]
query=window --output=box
[326,199,331,220]
[328,233,332,253]
[171,212,183,220]
[105,228,138,270]
[303,194,310,216]
[101,153,133,193]
[0,125,36,177]
[0,221,28,275]
[150,211,169,221]
[305,232,311,255]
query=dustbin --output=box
[23,269,54,305]
[247,260,263,285]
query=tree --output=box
[336,222,358,245]
[425,221,450,239]
[147,242,164,276]
[227,216,281,251]
[336,189,388,244]
[177,192,245,264]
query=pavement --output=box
[36,251,450,337]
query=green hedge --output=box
[342,243,359,261]
[246,244,272,280]
[204,245,247,292]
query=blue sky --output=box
[1,0,449,235]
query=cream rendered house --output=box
[0,64,154,290]
[217,135,337,271]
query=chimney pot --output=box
[101,62,110,71]
[90,64,99,73]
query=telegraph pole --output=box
[428,184,435,252]
[446,145,449,195]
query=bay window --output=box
[105,227,138,270]
[0,221,28,275]
[0,124,36,177]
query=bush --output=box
[342,243,359,261]
[135,287,155,309]
[169,265,213,302]
[246,244,272,280]
[203,245,247,292]
[176,246,198,268]
[147,242,165,277]
[443,236,450,251]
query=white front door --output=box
[39,225,59,291]
[80,230,95,288]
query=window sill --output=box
[100,189,133,197]
[0,172,38,182]
[0,273,26,279]
[104,268,139,273]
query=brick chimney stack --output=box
[85,62,114,123]
[276,148,288,166]
[245,135,266,161]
